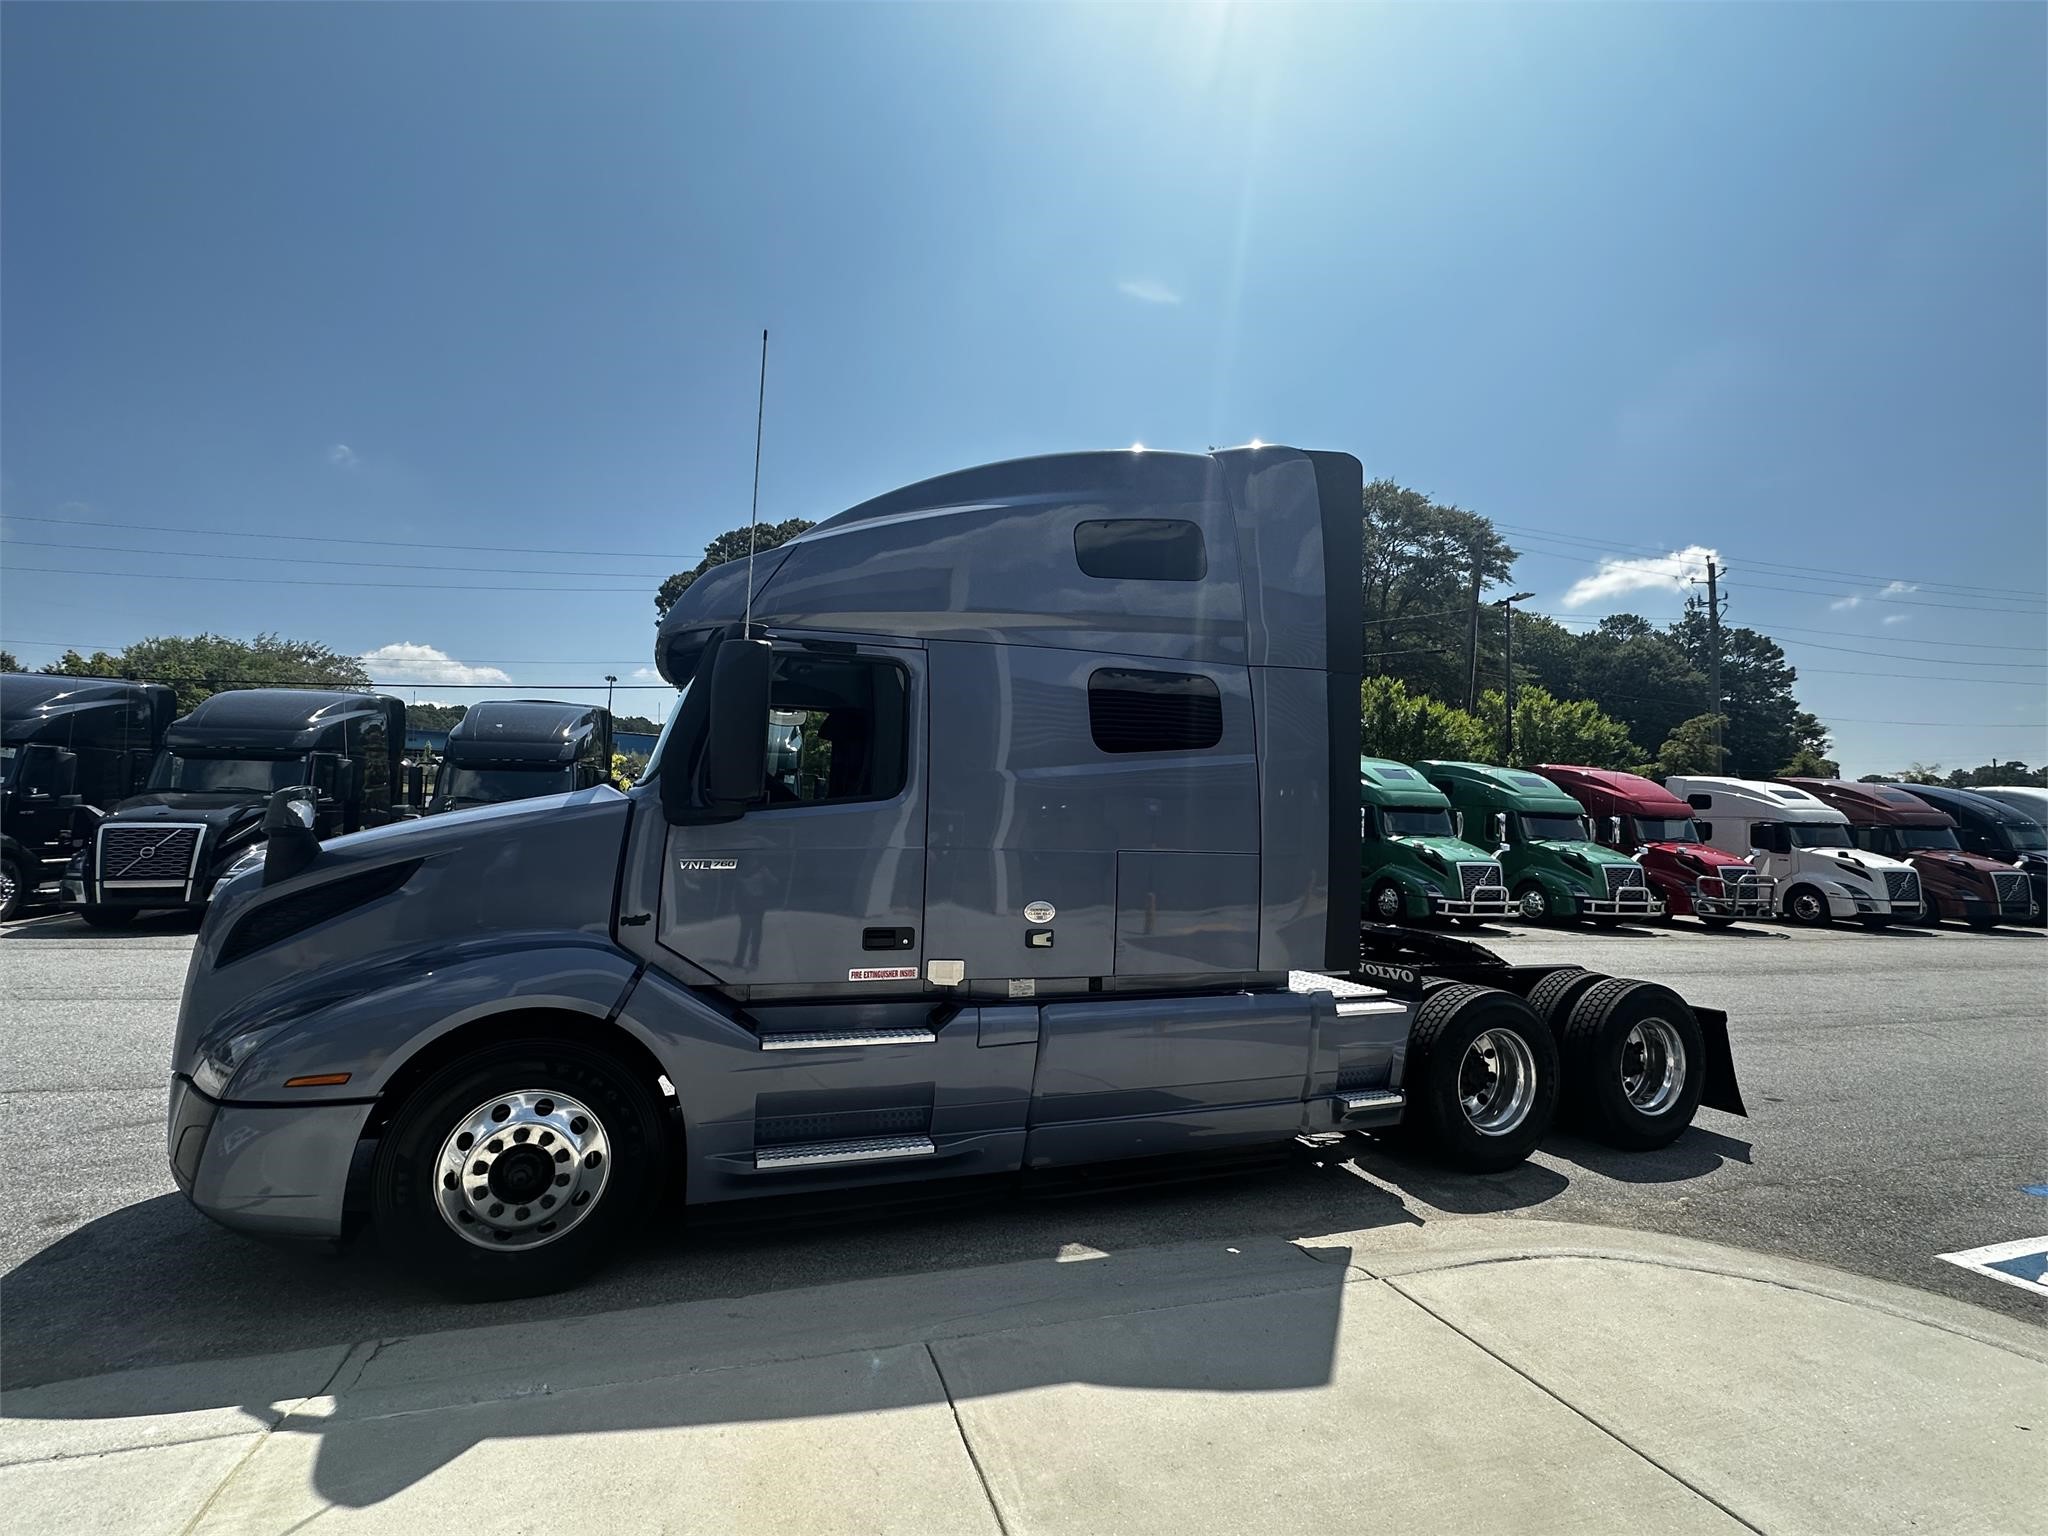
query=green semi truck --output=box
[1418,760,1661,926]
[1357,757,1511,925]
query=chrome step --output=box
[758,1028,937,1051]
[1337,1089,1405,1115]
[755,1135,938,1170]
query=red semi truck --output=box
[1778,777,2034,929]
[1532,764,1777,926]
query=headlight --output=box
[222,843,267,882]
[1421,882,1443,896]
[192,1025,282,1099]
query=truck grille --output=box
[1883,869,1921,907]
[98,824,202,887]
[1992,870,2029,910]
[1603,864,1649,898]
[1457,862,1503,899]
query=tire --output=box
[1526,966,1603,1043]
[1561,977,1705,1151]
[372,1038,666,1300]
[1782,886,1832,927]
[1400,984,1558,1173]
[0,854,26,923]
[1515,881,1577,926]
[78,905,139,930]
[1368,879,1408,925]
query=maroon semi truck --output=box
[1532,764,1776,926]
[1778,778,2034,929]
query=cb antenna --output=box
[743,328,769,635]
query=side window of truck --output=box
[760,652,909,807]
[1073,519,1206,581]
[1087,668,1223,754]
[359,716,390,810]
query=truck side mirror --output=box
[404,758,427,808]
[1452,811,1464,839]
[307,752,342,801]
[13,743,77,801]
[262,788,321,885]
[1492,811,1509,846]
[1608,815,1622,844]
[660,634,772,825]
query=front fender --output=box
[215,938,642,1102]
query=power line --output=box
[1542,609,2046,654]
[0,511,694,562]
[1491,519,2048,602]
[1,537,665,581]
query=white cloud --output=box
[1833,579,1915,612]
[1882,612,1911,626]
[1562,544,1718,608]
[1118,278,1182,305]
[1876,580,1917,599]
[327,443,359,469]
[1829,593,1862,611]
[359,642,511,686]
[630,665,664,682]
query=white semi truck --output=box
[1666,775,1923,928]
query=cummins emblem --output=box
[677,858,738,872]
[1023,901,1056,924]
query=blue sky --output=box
[2,3,2042,773]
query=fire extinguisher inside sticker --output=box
[849,967,919,982]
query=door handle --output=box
[862,927,915,951]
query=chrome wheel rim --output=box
[1376,886,1402,919]
[0,865,16,911]
[1792,892,1822,921]
[1459,1028,1538,1136]
[1620,1018,1686,1115]
[1519,888,1547,918]
[433,1089,611,1251]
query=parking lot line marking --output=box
[1937,1236,2048,1298]
[2021,1184,2048,1198]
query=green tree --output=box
[655,518,816,620]
[1899,761,1946,785]
[1641,714,1727,778]
[613,713,662,735]
[42,633,370,715]
[1563,615,1709,756]
[1475,684,1637,769]
[1360,481,1517,701]
[1667,612,1827,777]
[1778,746,1840,778]
[0,649,21,673]
[1359,676,1493,763]
[406,703,468,733]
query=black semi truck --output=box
[64,688,408,927]
[1,673,176,920]
[426,700,614,813]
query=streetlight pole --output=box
[1492,591,1535,763]
[604,675,617,714]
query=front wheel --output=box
[372,1038,666,1299]
[1782,886,1832,927]
[1515,882,1578,926]
[1401,984,1558,1173]
[0,855,26,922]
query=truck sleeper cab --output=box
[1531,764,1775,926]
[162,448,1741,1299]
[1,673,175,921]
[66,688,407,928]
[1666,776,1921,928]
[1887,782,2045,923]
[1358,757,1510,924]
[426,699,615,814]
[1417,761,1660,926]
[1779,778,2032,929]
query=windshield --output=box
[1381,806,1454,839]
[0,746,15,786]
[1892,826,1961,852]
[147,753,307,795]
[1787,823,1854,849]
[2009,824,2047,851]
[433,764,575,807]
[1631,816,1699,843]
[1520,813,1590,843]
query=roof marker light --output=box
[1131,442,1145,453]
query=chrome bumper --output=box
[1430,887,1512,918]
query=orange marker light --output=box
[283,1073,352,1088]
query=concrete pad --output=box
[0,1433,260,1536]
[0,1344,353,1463]
[1397,1254,2048,1535]
[192,1343,999,1535]
[934,1278,1745,1535]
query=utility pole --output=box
[1688,559,1727,770]
[1463,553,1483,712]
[1493,590,1535,762]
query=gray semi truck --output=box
[162,447,1742,1297]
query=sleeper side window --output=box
[1088,668,1223,754]
[760,653,908,807]
[1074,519,1206,581]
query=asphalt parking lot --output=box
[2,909,2042,1389]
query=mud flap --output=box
[1695,1006,1746,1116]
